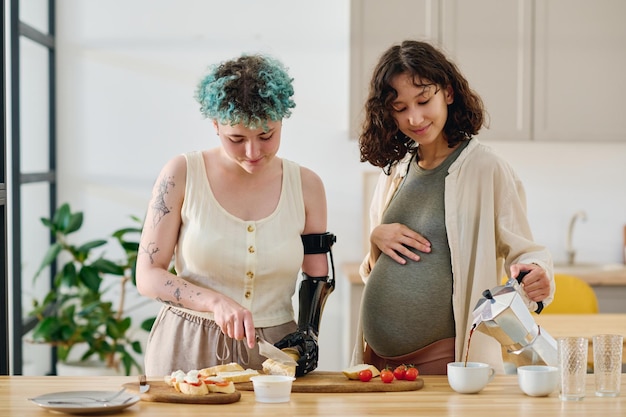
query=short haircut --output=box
[194,54,296,130]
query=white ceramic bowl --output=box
[249,375,295,403]
[517,365,559,397]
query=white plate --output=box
[29,390,140,415]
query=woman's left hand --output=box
[510,263,550,302]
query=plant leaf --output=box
[112,226,142,238]
[76,239,107,253]
[140,317,155,332]
[131,340,142,354]
[53,203,72,230]
[120,241,139,253]
[79,266,102,293]
[92,258,124,276]
[64,212,84,234]
[40,217,54,229]
[32,317,59,342]
[59,323,77,341]
[34,243,63,279]
[57,263,78,287]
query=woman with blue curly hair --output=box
[137,54,334,377]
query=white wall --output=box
[485,141,626,266]
[49,0,626,374]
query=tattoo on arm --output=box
[157,280,190,308]
[140,242,160,264]
[156,297,183,308]
[152,175,175,228]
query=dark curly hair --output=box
[195,54,295,130]
[359,40,485,173]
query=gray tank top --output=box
[361,140,469,357]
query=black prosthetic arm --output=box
[297,273,334,335]
[274,232,336,376]
[298,232,336,333]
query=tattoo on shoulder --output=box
[152,175,175,227]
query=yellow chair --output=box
[541,273,599,314]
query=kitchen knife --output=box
[257,335,298,366]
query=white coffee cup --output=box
[447,362,495,394]
[517,365,559,396]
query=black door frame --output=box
[1,0,10,376]
[5,0,57,375]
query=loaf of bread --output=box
[178,370,209,395]
[164,368,237,395]
[281,348,300,362]
[216,368,260,383]
[178,380,209,395]
[203,377,236,394]
[262,358,296,377]
[342,364,380,380]
[165,369,187,392]
[199,362,245,378]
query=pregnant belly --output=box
[360,255,454,356]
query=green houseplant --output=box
[28,203,152,376]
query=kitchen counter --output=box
[6,374,625,416]
[554,264,626,286]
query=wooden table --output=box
[535,314,626,364]
[4,374,625,416]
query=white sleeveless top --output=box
[172,151,306,327]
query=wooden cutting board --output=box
[122,381,240,404]
[238,371,424,393]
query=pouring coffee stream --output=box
[468,270,558,368]
[464,325,475,367]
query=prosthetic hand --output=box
[275,233,336,376]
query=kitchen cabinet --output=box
[440,0,533,141]
[532,0,626,141]
[350,0,626,141]
[349,0,440,138]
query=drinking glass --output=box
[593,334,623,397]
[558,337,588,401]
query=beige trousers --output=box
[144,305,297,377]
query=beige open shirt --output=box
[352,139,555,374]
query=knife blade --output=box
[257,335,298,366]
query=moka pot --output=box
[471,271,558,368]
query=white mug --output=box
[447,362,495,394]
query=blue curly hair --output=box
[194,54,296,130]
